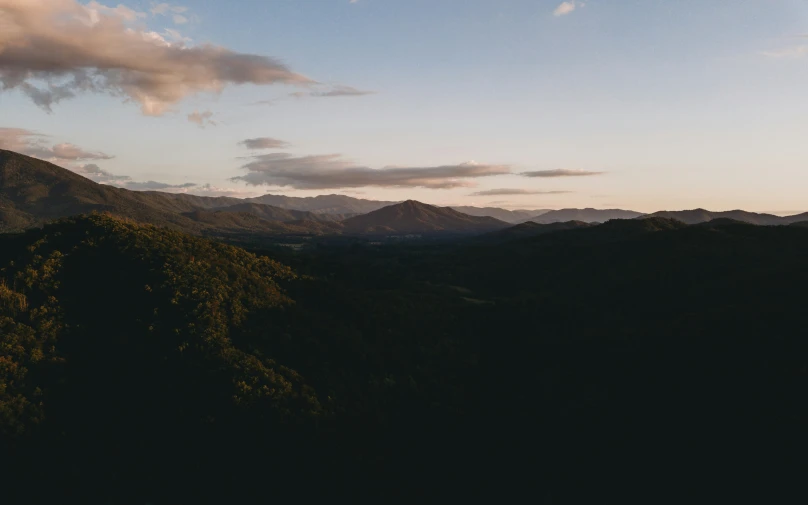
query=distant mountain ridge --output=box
[342,200,509,235]
[449,206,551,223]
[641,208,808,225]
[5,149,808,237]
[531,208,646,223]
[0,151,510,237]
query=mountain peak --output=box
[342,200,508,235]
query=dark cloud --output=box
[0,127,113,160]
[0,0,312,115]
[232,153,511,189]
[239,137,290,149]
[469,189,572,196]
[522,169,604,178]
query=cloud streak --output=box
[75,163,131,183]
[233,153,511,189]
[291,85,375,99]
[0,127,113,161]
[521,169,604,178]
[469,189,572,196]
[239,137,290,149]
[0,0,312,115]
[759,46,808,59]
[124,180,197,191]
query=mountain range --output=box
[3,150,808,237]
[448,206,552,223]
[342,200,508,235]
[532,208,645,223]
[641,208,808,225]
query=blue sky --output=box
[1,0,807,212]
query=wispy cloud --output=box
[124,180,197,191]
[522,169,604,178]
[76,163,131,183]
[86,1,146,22]
[233,153,511,189]
[291,85,375,99]
[759,45,808,59]
[311,85,375,97]
[182,183,257,198]
[150,2,189,24]
[0,0,312,115]
[239,137,290,149]
[124,181,257,198]
[469,189,572,196]
[187,110,217,128]
[0,128,113,161]
[553,1,583,17]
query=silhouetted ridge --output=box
[342,200,509,235]
[479,220,592,242]
[641,208,800,225]
[531,208,644,223]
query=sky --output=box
[1,0,807,213]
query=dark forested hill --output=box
[530,207,645,223]
[2,213,808,502]
[341,200,509,234]
[0,149,210,232]
[477,219,592,242]
[642,208,784,225]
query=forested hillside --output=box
[2,214,808,503]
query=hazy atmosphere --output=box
[2,0,807,213]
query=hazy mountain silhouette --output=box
[211,202,347,222]
[243,193,397,215]
[342,200,509,235]
[479,220,592,243]
[450,206,551,223]
[641,208,789,225]
[530,208,645,223]
[6,149,807,241]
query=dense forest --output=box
[2,213,808,503]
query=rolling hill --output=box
[0,149,208,232]
[341,200,509,235]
